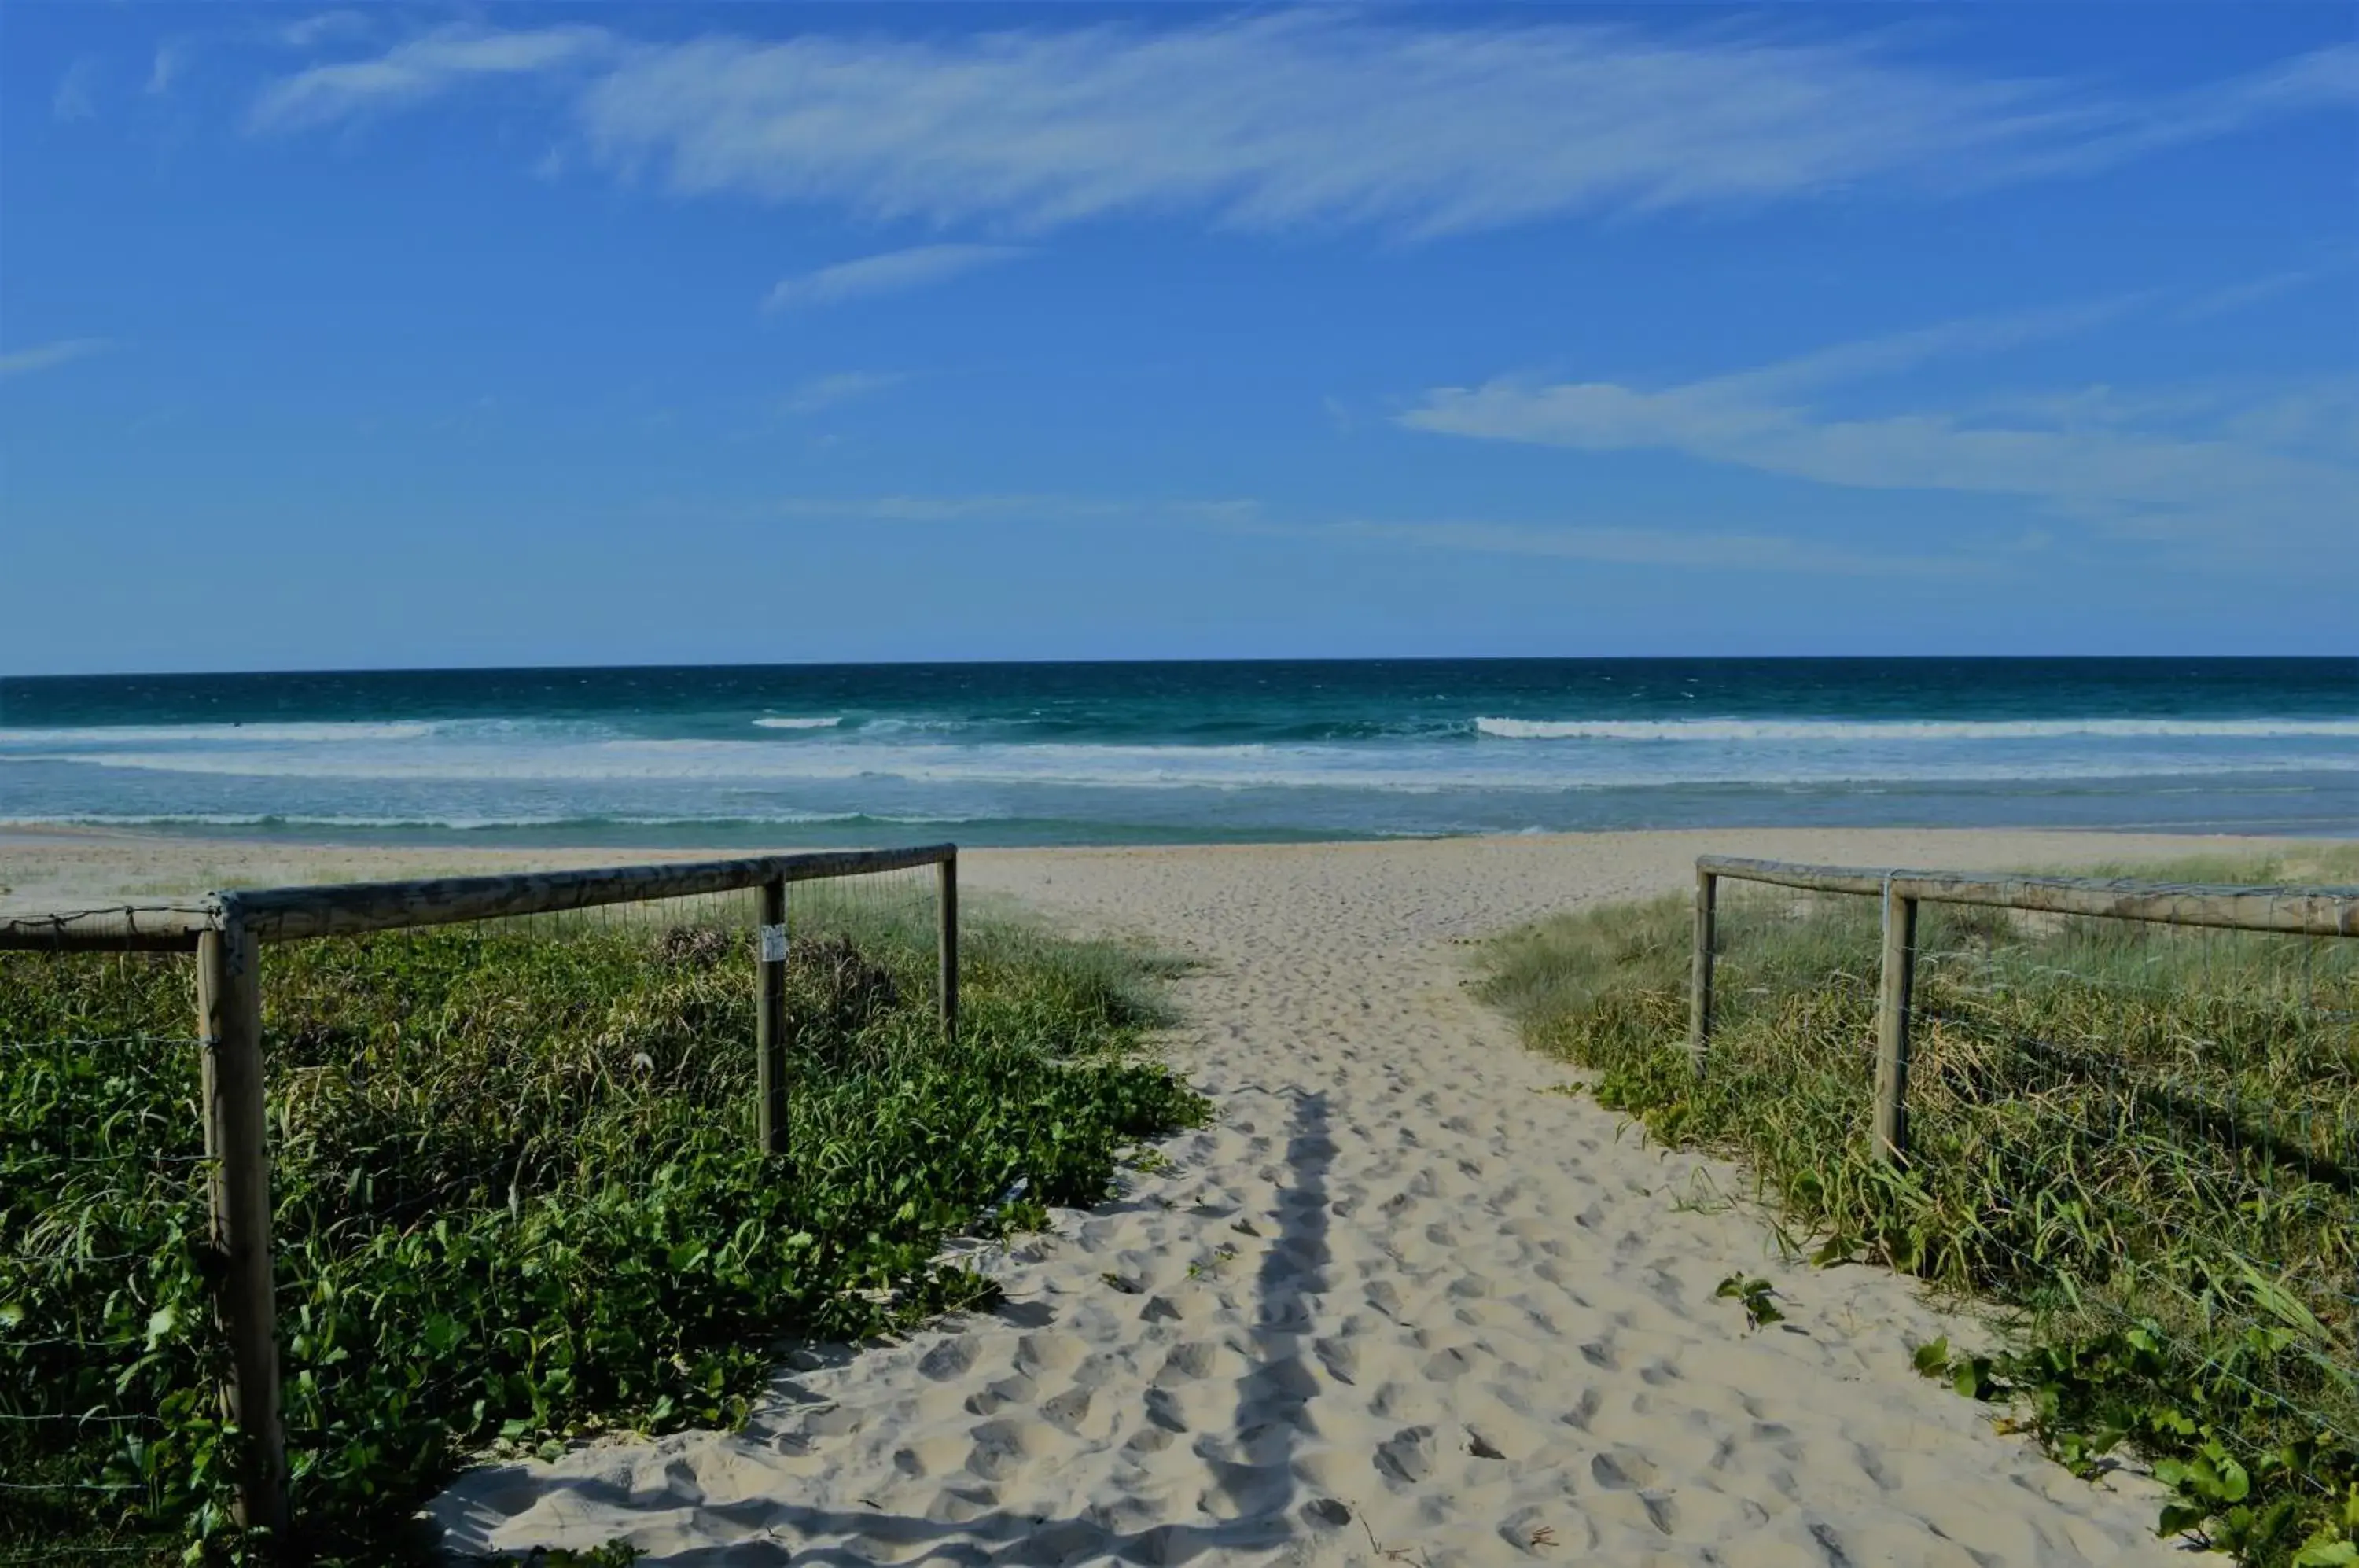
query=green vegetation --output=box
[1713,1273,1785,1332]
[1481,859,2359,1567]
[2,900,1205,1562]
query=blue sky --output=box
[4,3,2353,673]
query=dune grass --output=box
[1,898,1205,1564]
[1481,855,2359,1568]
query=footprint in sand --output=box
[916,1337,978,1382]
[1374,1425,1437,1485]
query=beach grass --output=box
[1481,856,2359,1568]
[0,900,1206,1563]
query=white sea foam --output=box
[751,716,842,730]
[9,735,2350,791]
[1473,716,2359,742]
[0,721,440,745]
[0,809,929,830]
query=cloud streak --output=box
[763,245,1027,312]
[53,60,98,123]
[1328,519,1982,578]
[250,24,613,130]
[1398,304,2356,552]
[254,18,2358,236]
[780,371,911,414]
[278,12,376,52]
[0,340,110,379]
[147,42,191,97]
[767,490,1975,577]
[771,493,1255,525]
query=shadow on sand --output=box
[439,1090,1341,1566]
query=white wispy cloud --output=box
[775,492,1123,523]
[2181,259,2346,320]
[252,18,2358,236]
[780,371,911,414]
[1398,306,2356,552]
[763,246,1028,312]
[53,60,98,123]
[2026,39,2359,174]
[771,492,1258,525]
[1967,377,2357,451]
[0,339,110,379]
[250,23,613,130]
[1328,519,1985,578]
[765,490,1970,576]
[1699,296,2151,401]
[279,12,375,52]
[147,41,191,97]
[2216,382,2359,456]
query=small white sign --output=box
[759,923,789,963]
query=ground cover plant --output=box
[1481,856,2359,1568]
[2,895,1205,1563]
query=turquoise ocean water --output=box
[1,660,2352,846]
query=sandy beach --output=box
[11,826,2338,1565]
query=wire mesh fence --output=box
[0,848,959,1558]
[1702,868,2359,1512]
[1909,909,2357,1474]
[2,944,217,1561]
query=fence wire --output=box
[1,940,209,1558]
[1707,878,2359,1483]
[1,857,951,1557]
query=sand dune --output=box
[405,828,2284,1565]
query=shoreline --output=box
[3,823,2352,913]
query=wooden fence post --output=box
[1874,881,1919,1165]
[1688,867,1717,1073]
[938,852,959,1040]
[197,907,286,1541]
[756,877,789,1156]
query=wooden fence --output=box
[1687,855,2359,1170]
[0,844,959,1543]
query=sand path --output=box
[416,828,2271,1566]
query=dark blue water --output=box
[2,659,2352,845]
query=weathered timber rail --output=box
[0,900,218,951]
[0,844,959,950]
[1687,856,2359,1167]
[1,844,959,1548]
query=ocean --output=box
[2,659,2353,846]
